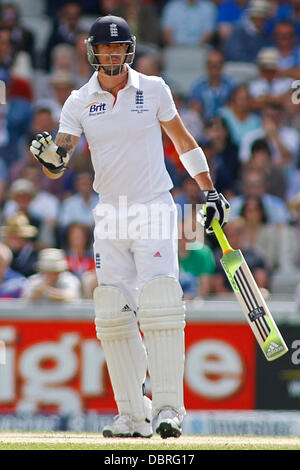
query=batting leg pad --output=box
[94,285,149,421]
[138,276,186,419]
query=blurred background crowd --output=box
[0,0,300,304]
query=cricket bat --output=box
[211,218,288,361]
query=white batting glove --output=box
[30,132,70,174]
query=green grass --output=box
[0,433,299,450]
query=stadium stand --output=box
[0,0,299,298]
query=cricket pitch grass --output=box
[0,432,299,450]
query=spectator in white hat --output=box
[48,69,76,122]
[3,178,40,232]
[21,248,81,303]
[2,175,58,248]
[222,0,274,62]
[0,242,26,298]
[249,47,293,111]
[0,212,39,277]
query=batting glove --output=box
[197,190,230,234]
[30,132,70,174]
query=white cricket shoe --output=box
[103,414,133,437]
[103,396,153,438]
[155,407,182,439]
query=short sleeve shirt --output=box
[58,67,177,205]
[161,0,217,45]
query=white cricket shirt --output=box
[58,67,177,205]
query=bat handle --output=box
[211,219,233,254]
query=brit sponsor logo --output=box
[86,102,107,115]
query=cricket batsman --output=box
[30,15,230,439]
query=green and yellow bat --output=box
[212,219,288,361]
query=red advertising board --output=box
[0,319,256,413]
[184,323,256,410]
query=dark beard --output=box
[101,64,124,76]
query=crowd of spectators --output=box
[0,0,300,303]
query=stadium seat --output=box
[13,0,46,17]
[162,45,210,95]
[22,16,52,53]
[271,270,300,295]
[223,61,259,83]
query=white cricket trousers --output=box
[93,192,179,310]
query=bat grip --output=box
[211,219,233,254]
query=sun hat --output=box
[0,212,38,238]
[36,248,68,272]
